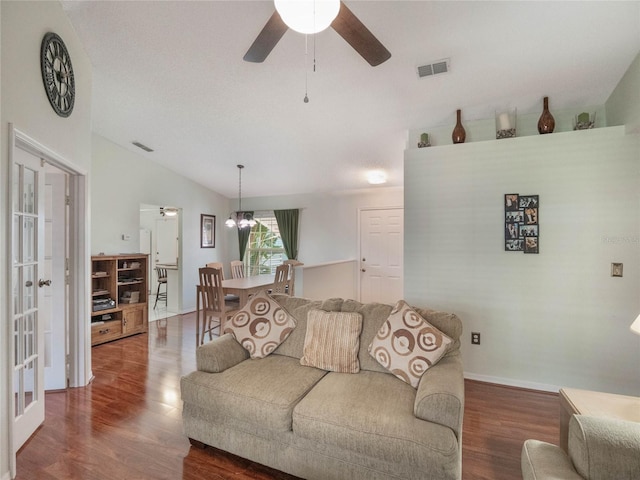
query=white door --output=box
[359,208,404,304]
[12,146,48,451]
[156,217,178,264]
[44,172,68,390]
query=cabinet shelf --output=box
[91,254,149,346]
[91,307,120,317]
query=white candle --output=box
[498,112,511,130]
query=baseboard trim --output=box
[464,372,560,393]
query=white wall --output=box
[239,188,403,265]
[405,126,640,395]
[91,134,231,313]
[607,51,640,133]
[297,260,358,300]
[1,1,93,477]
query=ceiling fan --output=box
[243,0,391,67]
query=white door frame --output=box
[7,125,91,476]
[356,206,404,303]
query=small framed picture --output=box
[200,214,215,248]
[505,194,519,211]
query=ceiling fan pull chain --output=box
[304,35,309,103]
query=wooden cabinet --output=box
[91,254,149,346]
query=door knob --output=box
[361,268,366,272]
[25,280,33,287]
[38,279,52,287]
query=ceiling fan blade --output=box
[331,1,391,67]
[243,11,288,63]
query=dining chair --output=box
[230,260,245,279]
[206,261,240,302]
[271,264,291,295]
[282,259,302,296]
[206,262,225,277]
[197,267,238,346]
[154,266,167,309]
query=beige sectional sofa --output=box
[180,295,464,480]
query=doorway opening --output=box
[139,204,182,322]
[44,163,70,391]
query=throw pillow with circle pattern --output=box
[368,300,452,388]
[223,290,296,359]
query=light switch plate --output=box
[611,263,623,277]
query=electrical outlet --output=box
[471,332,481,345]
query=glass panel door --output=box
[12,146,46,452]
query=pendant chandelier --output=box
[225,165,256,229]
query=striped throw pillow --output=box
[300,310,363,373]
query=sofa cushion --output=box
[339,300,395,374]
[271,296,463,373]
[293,370,460,476]
[300,310,363,373]
[270,296,323,359]
[223,291,296,359]
[369,300,452,388]
[181,354,327,432]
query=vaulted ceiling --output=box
[62,1,640,198]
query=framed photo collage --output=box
[504,194,539,254]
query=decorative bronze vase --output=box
[537,96,555,134]
[452,109,466,144]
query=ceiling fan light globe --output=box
[163,207,178,217]
[238,218,251,229]
[225,217,237,228]
[275,0,340,34]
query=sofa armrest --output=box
[521,440,583,480]
[196,333,249,373]
[413,352,464,438]
[569,415,640,480]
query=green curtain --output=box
[237,211,254,261]
[274,209,299,260]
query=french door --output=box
[12,145,47,451]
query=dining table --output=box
[222,273,275,308]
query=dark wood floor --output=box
[17,312,559,480]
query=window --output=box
[244,213,287,275]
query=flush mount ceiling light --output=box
[274,0,340,34]
[160,207,178,217]
[225,165,257,230]
[367,170,388,185]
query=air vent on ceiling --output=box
[132,141,154,152]
[417,58,450,78]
